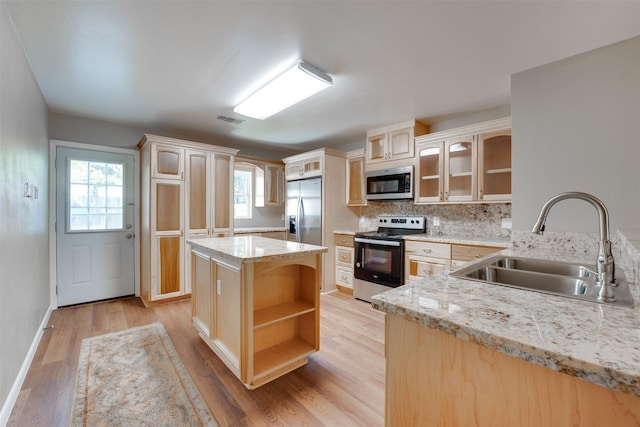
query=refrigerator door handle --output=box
[296,196,303,243]
[299,198,305,243]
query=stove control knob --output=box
[356,262,361,267]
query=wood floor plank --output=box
[7,291,385,426]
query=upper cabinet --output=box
[415,117,511,204]
[477,129,512,201]
[365,120,428,168]
[152,144,184,179]
[346,149,366,206]
[264,163,285,206]
[284,153,323,180]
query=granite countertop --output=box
[333,229,510,247]
[188,236,327,264]
[403,232,510,248]
[372,246,640,397]
[234,226,287,233]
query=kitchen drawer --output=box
[405,240,451,259]
[334,233,354,248]
[335,266,353,288]
[451,244,504,262]
[336,247,353,266]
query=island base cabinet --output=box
[191,248,321,389]
[385,315,640,427]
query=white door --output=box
[56,147,135,306]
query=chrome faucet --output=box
[531,192,616,302]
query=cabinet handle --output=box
[423,248,432,253]
[445,191,449,200]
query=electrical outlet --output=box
[433,216,440,227]
[217,279,222,295]
[501,218,512,229]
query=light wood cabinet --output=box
[404,240,451,284]
[284,154,323,180]
[365,120,428,167]
[334,233,354,293]
[265,163,285,206]
[346,150,366,206]
[451,244,504,267]
[190,239,323,389]
[415,117,511,204]
[385,314,640,426]
[139,134,238,306]
[478,128,512,201]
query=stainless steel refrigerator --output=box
[287,177,322,246]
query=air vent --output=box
[217,115,244,125]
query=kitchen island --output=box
[188,236,327,389]
[373,245,640,426]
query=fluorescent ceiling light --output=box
[234,61,332,120]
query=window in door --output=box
[68,159,125,231]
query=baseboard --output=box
[0,304,54,427]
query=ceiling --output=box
[5,1,640,155]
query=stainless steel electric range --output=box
[353,215,426,303]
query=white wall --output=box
[0,1,51,418]
[511,36,640,234]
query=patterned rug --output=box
[70,323,217,426]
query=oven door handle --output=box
[354,238,402,247]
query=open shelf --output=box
[421,175,440,180]
[253,300,315,329]
[253,337,315,378]
[449,171,473,178]
[485,168,512,174]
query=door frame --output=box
[49,140,140,309]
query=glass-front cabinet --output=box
[445,136,476,202]
[414,117,511,204]
[478,129,512,201]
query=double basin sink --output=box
[450,255,634,308]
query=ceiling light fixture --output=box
[233,61,332,120]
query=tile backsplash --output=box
[359,200,511,238]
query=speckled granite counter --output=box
[372,246,640,397]
[188,236,327,265]
[234,227,287,234]
[404,232,510,248]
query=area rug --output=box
[70,323,217,426]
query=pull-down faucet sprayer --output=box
[531,192,616,302]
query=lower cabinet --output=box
[191,248,320,389]
[451,244,504,268]
[334,233,354,293]
[404,240,451,284]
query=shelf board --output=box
[485,168,512,174]
[253,300,315,329]
[449,172,472,178]
[253,337,315,378]
[420,175,440,180]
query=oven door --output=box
[354,237,404,287]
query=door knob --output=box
[126,224,133,229]
[126,234,134,239]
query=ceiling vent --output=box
[217,115,244,125]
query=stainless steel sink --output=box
[450,255,634,308]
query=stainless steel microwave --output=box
[365,165,413,200]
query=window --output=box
[234,167,253,219]
[68,159,124,231]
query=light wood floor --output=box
[8,291,385,426]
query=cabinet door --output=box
[405,254,449,283]
[191,250,212,335]
[347,156,366,206]
[366,132,387,163]
[213,262,241,369]
[388,126,414,161]
[285,162,303,180]
[213,154,232,230]
[444,136,476,202]
[151,179,184,299]
[186,150,210,234]
[265,164,284,206]
[478,129,511,201]
[416,142,444,203]
[152,144,184,180]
